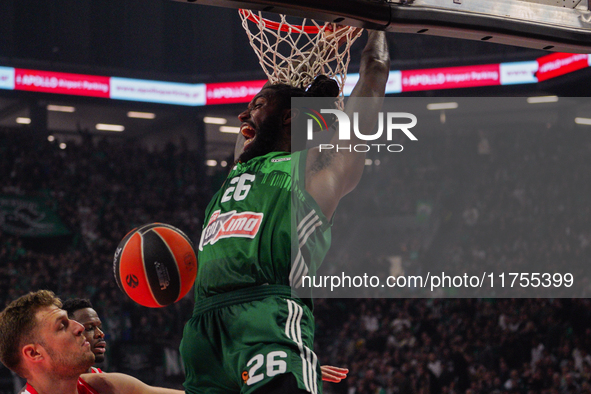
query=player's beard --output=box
[41,341,94,379]
[93,349,105,364]
[237,113,287,164]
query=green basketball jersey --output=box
[196,150,332,302]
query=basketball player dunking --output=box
[180,30,390,394]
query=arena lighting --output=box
[47,105,76,112]
[527,96,559,104]
[127,111,156,119]
[219,126,240,133]
[96,123,125,132]
[47,135,55,142]
[59,143,67,150]
[206,160,218,167]
[427,102,458,110]
[574,117,591,125]
[204,116,228,124]
[16,117,31,124]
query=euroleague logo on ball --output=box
[126,274,139,288]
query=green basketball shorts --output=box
[180,285,321,394]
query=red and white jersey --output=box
[90,366,103,373]
[76,378,101,394]
[25,377,100,394]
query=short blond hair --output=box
[0,290,62,377]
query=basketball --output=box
[113,223,197,308]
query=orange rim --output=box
[239,9,333,34]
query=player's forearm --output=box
[145,386,184,394]
[305,30,391,217]
[327,30,390,189]
[338,30,389,146]
[351,30,390,99]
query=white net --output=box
[239,9,363,104]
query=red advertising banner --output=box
[14,69,110,98]
[536,53,589,82]
[401,64,501,92]
[1,52,588,105]
[205,80,266,105]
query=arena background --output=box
[1,1,591,393]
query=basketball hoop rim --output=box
[239,9,333,34]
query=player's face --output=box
[71,307,106,364]
[34,305,94,379]
[236,89,290,163]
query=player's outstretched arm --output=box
[81,372,184,394]
[305,30,390,220]
[321,365,349,383]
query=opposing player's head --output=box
[236,75,339,163]
[62,298,106,364]
[0,290,94,379]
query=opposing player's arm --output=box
[82,372,184,394]
[305,30,390,219]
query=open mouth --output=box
[240,124,256,148]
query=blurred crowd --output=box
[315,123,591,392]
[330,124,591,297]
[315,298,591,394]
[1,123,591,393]
[0,127,208,349]
[432,126,591,297]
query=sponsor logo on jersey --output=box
[199,210,264,249]
[271,157,291,163]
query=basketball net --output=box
[239,9,363,108]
